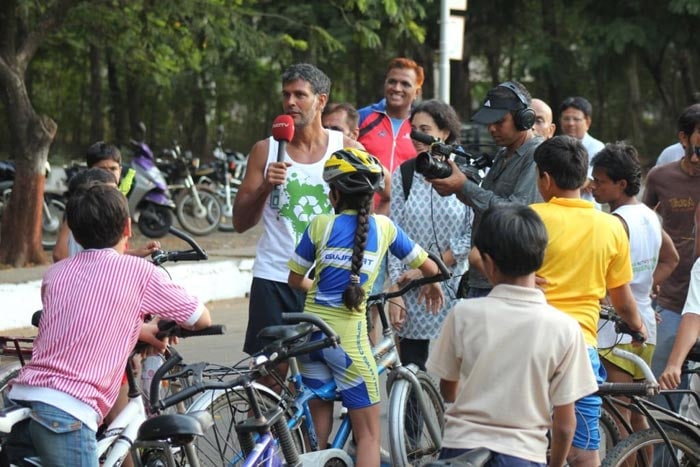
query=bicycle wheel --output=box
[388,370,445,466]
[600,427,700,466]
[185,385,305,466]
[175,186,222,236]
[599,407,623,458]
[0,364,21,409]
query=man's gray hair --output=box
[282,63,331,95]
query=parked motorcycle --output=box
[0,161,67,250]
[158,139,222,236]
[129,123,176,238]
[197,125,247,232]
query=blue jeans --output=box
[28,401,98,467]
[439,447,545,466]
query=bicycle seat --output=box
[137,411,213,445]
[424,447,493,466]
[257,322,314,347]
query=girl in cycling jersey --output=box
[288,148,444,466]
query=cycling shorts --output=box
[572,347,607,450]
[298,326,380,410]
[599,343,655,380]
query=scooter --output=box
[0,160,67,250]
[128,123,175,238]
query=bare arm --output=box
[52,220,70,262]
[439,378,458,403]
[288,270,313,292]
[608,283,647,341]
[653,229,679,291]
[550,403,577,467]
[695,204,700,257]
[232,139,283,233]
[191,306,212,330]
[375,165,391,215]
[659,313,700,389]
[417,257,445,314]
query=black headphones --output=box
[498,81,536,131]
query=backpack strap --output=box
[358,112,385,138]
[400,159,415,201]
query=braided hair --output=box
[338,190,374,311]
[322,148,384,312]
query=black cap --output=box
[472,89,523,125]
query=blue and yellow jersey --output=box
[289,211,427,316]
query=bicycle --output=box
[0,320,225,467]
[184,251,451,466]
[138,313,351,466]
[596,307,700,466]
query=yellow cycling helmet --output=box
[323,148,385,194]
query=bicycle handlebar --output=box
[154,319,226,340]
[597,381,658,397]
[147,324,226,409]
[600,305,646,344]
[367,251,452,303]
[150,226,208,266]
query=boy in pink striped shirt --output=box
[8,183,211,466]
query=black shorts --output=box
[243,277,306,355]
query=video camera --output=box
[411,130,493,180]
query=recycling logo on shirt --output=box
[279,172,332,242]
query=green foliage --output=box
[1,0,698,167]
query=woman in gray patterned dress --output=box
[388,99,472,370]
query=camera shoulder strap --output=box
[400,158,415,201]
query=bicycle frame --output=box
[241,432,281,467]
[100,394,147,465]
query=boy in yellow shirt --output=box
[530,135,646,467]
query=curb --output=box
[0,257,254,332]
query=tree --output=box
[0,0,83,267]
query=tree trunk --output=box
[190,73,208,159]
[89,44,103,142]
[0,68,55,266]
[625,52,643,149]
[106,47,126,144]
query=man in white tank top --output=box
[233,64,363,385]
[591,142,679,434]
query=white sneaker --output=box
[345,441,392,464]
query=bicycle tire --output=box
[599,407,623,458]
[175,186,222,236]
[388,370,445,467]
[0,364,21,409]
[600,427,700,466]
[185,385,305,466]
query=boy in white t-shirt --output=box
[427,204,598,467]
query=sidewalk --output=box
[0,225,262,332]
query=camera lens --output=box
[415,152,453,179]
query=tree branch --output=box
[16,0,83,72]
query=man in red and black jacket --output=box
[358,57,423,214]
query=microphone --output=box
[410,129,439,146]
[269,115,295,209]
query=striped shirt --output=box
[10,248,203,427]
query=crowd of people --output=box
[4,56,700,467]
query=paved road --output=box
[176,297,249,364]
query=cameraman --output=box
[428,81,543,297]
